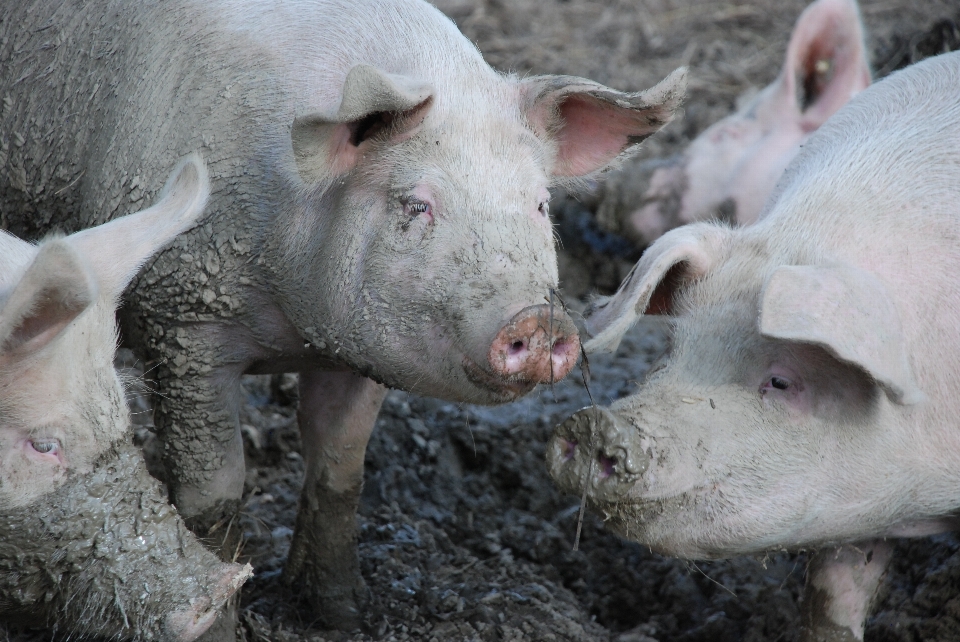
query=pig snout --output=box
[488,304,580,384]
[547,406,650,503]
[165,562,253,642]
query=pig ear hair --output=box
[582,224,726,354]
[760,264,923,405]
[67,153,210,301]
[0,240,97,359]
[782,0,871,128]
[292,64,434,182]
[523,67,687,179]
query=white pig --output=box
[548,52,960,641]
[0,0,686,628]
[0,156,251,642]
[596,0,871,245]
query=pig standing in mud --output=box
[548,51,960,641]
[594,0,871,246]
[0,0,685,628]
[0,156,251,641]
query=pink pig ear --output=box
[583,223,727,354]
[0,241,97,360]
[522,68,687,178]
[760,264,923,406]
[292,64,434,181]
[781,0,871,129]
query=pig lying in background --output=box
[548,52,960,641]
[0,156,251,641]
[594,0,871,246]
[0,0,685,627]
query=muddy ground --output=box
[5,1,960,641]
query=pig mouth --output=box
[461,355,538,401]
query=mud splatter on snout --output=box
[0,439,250,641]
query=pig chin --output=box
[461,354,538,403]
[591,494,743,560]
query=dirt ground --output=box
[5,1,960,641]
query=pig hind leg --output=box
[800,540,893,642]
[284,370,387,630]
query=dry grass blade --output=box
[573,455,595,552]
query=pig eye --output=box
[30,439,60,455]
[770,376,791,390]
[403,199,431,218]
[538,201,549,217]
[761,376,793,395]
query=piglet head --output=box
[279,50,686,404]
[0,156,252,641]
[0,154,210,508]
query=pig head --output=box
[597,0,871,245]
[550,229,929,555]
[268,61,690,404]
[0,156,251,641]
[549,51,960,641]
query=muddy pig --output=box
[548,52,960,641]
[594,0,871,246]
[0,155,252,641]
[0,0,686,627]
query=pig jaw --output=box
[0,439,251,641]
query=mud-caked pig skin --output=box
[0,0,687,626]
[549,52,960,642]
[0,156,251,641]
[595,0,871,245]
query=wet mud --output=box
[4,1,960,641]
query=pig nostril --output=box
[598,452,617,478]
[508,340,526,356]
[562,438,578,460]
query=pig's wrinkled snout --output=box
[166,563,253,642]
[488,304,580,384]
[547,406,650,502]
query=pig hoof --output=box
[318,590,367,632]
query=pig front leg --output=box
[800,540,893,642]
[284,370,387,630]
[148,324,248,559]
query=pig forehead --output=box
[402,121,550,198]
[437,118,545,167]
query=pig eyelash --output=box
[538,201,549,217]
[403,199,432,219]
[29,439,60,455]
